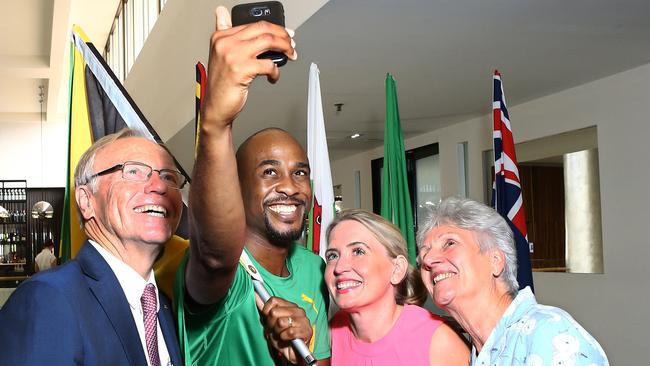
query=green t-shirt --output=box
[175,245,331,365]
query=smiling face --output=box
[418,225,498,310]
[238,129,312,246]
[325,220,403,312]
[80,137,183,248]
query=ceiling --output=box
[2,0,650,161]
[239,0,650,159]
[0,0,118,125]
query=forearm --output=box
[186,120,246,304]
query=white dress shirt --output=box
[90,240,171,366]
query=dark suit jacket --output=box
[0,241,183,365]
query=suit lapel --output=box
[77,242,148,366]
[158,294,182,366]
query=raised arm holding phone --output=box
[175,4,331,365]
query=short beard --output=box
[264,214,305,246]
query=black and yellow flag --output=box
[60,26,189,264]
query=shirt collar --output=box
[89,240,159,312]
[500,286,536,328]
[472,286,536,358]
[243,246,293,279]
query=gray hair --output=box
[417,197,519,296]
[326,209,428,306]
[73,128,147,228]
[74,128,147,192]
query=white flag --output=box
[307,63,335,259]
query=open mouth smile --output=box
[134,204,167,218]
[268,204,297,214]
[336,280,362,293]
[433,272,456,285]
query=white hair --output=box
[417,197,519,296]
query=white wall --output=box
[0,122,67,187]
[331,63,650,364]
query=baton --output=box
[240,251,317,365]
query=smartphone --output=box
[231,1,288,67]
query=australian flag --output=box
[492,70,534,292]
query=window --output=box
[371,143,440,234]
[103,0,168,82]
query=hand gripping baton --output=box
[240,251,317,365]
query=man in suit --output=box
[0,128,184,365]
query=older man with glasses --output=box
[0,128,185,366]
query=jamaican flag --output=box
[60,26,189,264]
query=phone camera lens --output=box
[251,7,264,17]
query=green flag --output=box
[381,74,417,265]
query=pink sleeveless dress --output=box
[330,304,444,366]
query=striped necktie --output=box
[141,283,161,366]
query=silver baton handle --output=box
[253,279,317,365]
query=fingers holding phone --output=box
[232,1,293,66]
[229,21,296,72]
[215,6,232,31]
[203,2,296,127]
[214,2,295,71]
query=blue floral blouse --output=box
[471,287,609,366]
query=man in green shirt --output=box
[175,6,331,365]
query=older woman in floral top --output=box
[417,197,608,365]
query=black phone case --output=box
[231,1,287,66]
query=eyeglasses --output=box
[90,161,187,189]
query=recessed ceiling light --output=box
[350,133,362,139]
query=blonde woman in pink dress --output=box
[325,209,469,365]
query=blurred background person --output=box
[325,209,469,365]
[34,239,57,272]
[418,197,608,365]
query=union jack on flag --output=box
[492,70,534,291]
